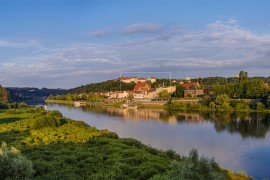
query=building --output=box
[156,86,176,94]
[108,91,133,99]
[144,88,158,99]
[120,76,156,83]
[182,82,200,89]
[184,88,204,98]
[133,82,150,93]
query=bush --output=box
[48,110,63,118]
[0,142,34,179]
[170,149,225,180]
[234,101,251,111]
[33,115,60,129]
[256,102,266,110]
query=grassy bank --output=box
[0,107,253,179]
[45,99,75,105]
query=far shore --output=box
[45,99,270,113]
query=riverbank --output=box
[0,106,252,179]
[46,98,270,113]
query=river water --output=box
[47,103,270,179]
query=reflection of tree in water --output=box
[204,112,270,139]
[166,110,270,139]
[71,104,270,139]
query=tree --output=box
[214,94,231,111]
[169,149,225,180]
[0,85,9,103]
[158,90,171,99]
[239,71,248,82]
[172,85,185,98]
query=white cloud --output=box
[88,30,109,38]
[1,19,270,88]
[124,23,163,34]
[0,39,40,48]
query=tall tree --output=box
[0,85,9,103]
[239,71,248,82]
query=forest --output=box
[6,87,67,104]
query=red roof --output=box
[182,82,199,89]
[133,82,149,92]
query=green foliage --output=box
[231,100,251,111]
[7,87,67,104]
[172,85,185,98]
[202,96,212,107]
[0,142,34,179]
[0,85,9,103]
[32,114,61,130]
[239,71,248,82]
[169,149,225,180]
[158,90,171,99]
[256,102,266,110]
[67,80,135,94]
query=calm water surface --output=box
[47,103,270,179]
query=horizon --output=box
[4,73,270,90]
[1,0,270,88]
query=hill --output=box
[6,87,67,104]
[68,79,135,94]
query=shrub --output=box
[0,142,34,179]
[48,110,63,118]
[169,149,225,180]
[33,115,60,129]
[256,102,266,110]
[234,101,251,111]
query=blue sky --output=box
[0,0,270,88]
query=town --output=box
[95,76,204,100]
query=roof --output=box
[133,82,149,92]
[182,82,200,89]
[185,88,204,90]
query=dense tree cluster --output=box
[68,80,135,94]
[7,87,67,104]
[167,94,270,111]
[47,92,104,102]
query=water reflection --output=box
[80,106,270,139]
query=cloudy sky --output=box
[1,0,270,88]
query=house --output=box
[184,88,204,98]
[182,82,200,89]
[120,76,156,84]
[108,91,133,99]
[134,93,144,99]
[144,88,158,99]
[121,76,138,83]
[156,86,176,94]
[133,82,150,93]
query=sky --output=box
[0,0,270,89]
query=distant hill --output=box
[7,87,67,104]
[67,80,136,94]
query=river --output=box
[47,103,270,179]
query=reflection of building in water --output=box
[176,112,203,123]
[167,116,177,125]
[105,107,177,125]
